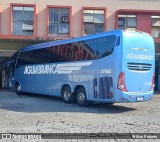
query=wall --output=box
[0,0,160,38]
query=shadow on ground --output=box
[0,90,137,114]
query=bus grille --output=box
[127,63,152,71]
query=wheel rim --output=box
[78,92,85,102]
[64,90,71,100]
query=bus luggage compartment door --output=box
[93,76,114,100]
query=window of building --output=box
[83,9,105,35]
[48,7,70,36]
[151,16,160,38]
[12,6,35,36]
[118,15,136,31]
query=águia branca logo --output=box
[126,54,153,60]
[24,62,92,75]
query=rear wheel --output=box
[62,86,74,103]
[15,83,22,95]
[76,87,89,106]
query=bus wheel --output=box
[15,83,22,95]
[62,86,74,103]
[76,87,89,106]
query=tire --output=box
[15,83,22,95]
[62,86,74,103]
[76,87,89,106]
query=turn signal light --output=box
[117,72,127,92]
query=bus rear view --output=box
[116,31,155,102]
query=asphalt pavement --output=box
[0,90,160,142]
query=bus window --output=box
[96,35,116,59]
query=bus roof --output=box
[20,30,123,52]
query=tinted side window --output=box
[47,41,96,62]
[17,48,65,66]
[84,39,96,60]
[96,35,116,59]
[11,51,19,69]
[16,50,41,66]
[16,35,116,67]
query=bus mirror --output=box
[5,61,14,76]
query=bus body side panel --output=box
[11,31,120,103]
[13,58,116,103]
[13,67,70,96]
[86,58,115,102]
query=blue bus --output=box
[5,30,155,106]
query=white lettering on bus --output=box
[126,54,153,60]
[101,69,112,74]
[24,62,92,75]
[24,65,56,75]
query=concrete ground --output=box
[0,90,160,142]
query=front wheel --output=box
[76,87,89,106]
[15,83,22,95]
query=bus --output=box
[5,30,155,106]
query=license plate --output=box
[137,97,143,101]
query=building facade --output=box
[0,0,160,89]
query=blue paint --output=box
[6,30,155,103]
